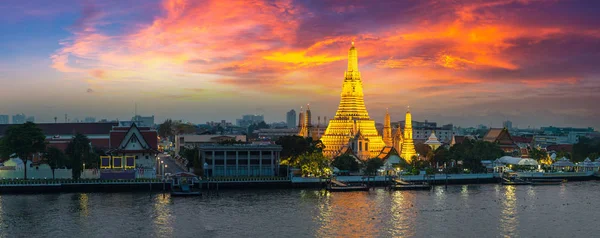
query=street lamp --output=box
[163,164,168,177]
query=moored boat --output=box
[326,179,370,192]
[170,172,201,197]
[389,178,431,190]
[501,172,531,185]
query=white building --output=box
[199,144,282,177]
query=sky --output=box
[1,0,599,129]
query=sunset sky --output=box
[1,0,599,129]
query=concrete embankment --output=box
[1,172,597,193]
[0,180,171,194]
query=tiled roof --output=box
[483,128,503,142]
[546,144,573,153]
[512,136,533,144]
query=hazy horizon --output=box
[1,0,599,129]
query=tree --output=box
[415,143,432,159]
[181,147,203,175]
[66,133,92,179]
[0,122,46,179]
[530,147,551,165]
[331,154,361,172]
[276,136,323,166]
[364,158,384,175]
[158,119,174,139]
[293,152,330,177]
[45,147,67,179]
[433,147,450,168]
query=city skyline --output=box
[1,0,599,128]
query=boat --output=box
[326,179,370,192]
[501,172,531,185]
[530,179,565,186]
[389,178,431,190]
[170,172,201,196]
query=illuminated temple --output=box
[320,43,386,160]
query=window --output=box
[131,137,138,143]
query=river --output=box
[0,182,598,238]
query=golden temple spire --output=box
[383,108,392,146]
[347,42,358,72]
[400,107,416,162]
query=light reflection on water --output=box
[0,182,597,237]
[500,186,518,237]
[153,194,173,237]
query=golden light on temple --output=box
[400,106,417,162]
[320,43,386,160]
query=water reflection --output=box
[316,191,380,237]
[153,194,173,237]
[77,194,89,217]
[500,186,518,237]
[389,191,416,237]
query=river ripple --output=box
[0,182,599,238]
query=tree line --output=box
[0,122,102,179]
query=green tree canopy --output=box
[66,133,92,179]
[276,136,323,166]
[331,154,361,172]
[364,158,384,175]
[294,152,330,177]
[0,122,46,179]
[45,147,67,179]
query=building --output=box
[0,123,118,160]
[400,108,417,162]
[502,120,513,129]
[175,134,247,154]
[320,42,386,159]
[396,120,454,143]
[286,109,296,129]
[425,131,442,151]
[0,115,8,124]
[105,124,159,169]
[84,117,96,123]
[482,128,518,154]
[200,144,282,177]
[257,128,298,141]
[132,115,155,127]
[12,114,26,124]
[25,116,35,123]
[236,114,264,128]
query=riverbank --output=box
[0,172,597,193]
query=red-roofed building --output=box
[0,123,117,158]
[546,144,573,154]
[482,128,518,154]
[106,123,159,169]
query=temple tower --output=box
[400,107,417,162]
[320,42,385,159]
[383,109,392,146]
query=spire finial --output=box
[352,41,354,46]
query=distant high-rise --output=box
[12,113,26,124]
[286,109,296,129]
[84,117,97,123]
[503,120,513,129]
[236,114,264,128]
[132,115,155,127]
[0,115,8,124]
